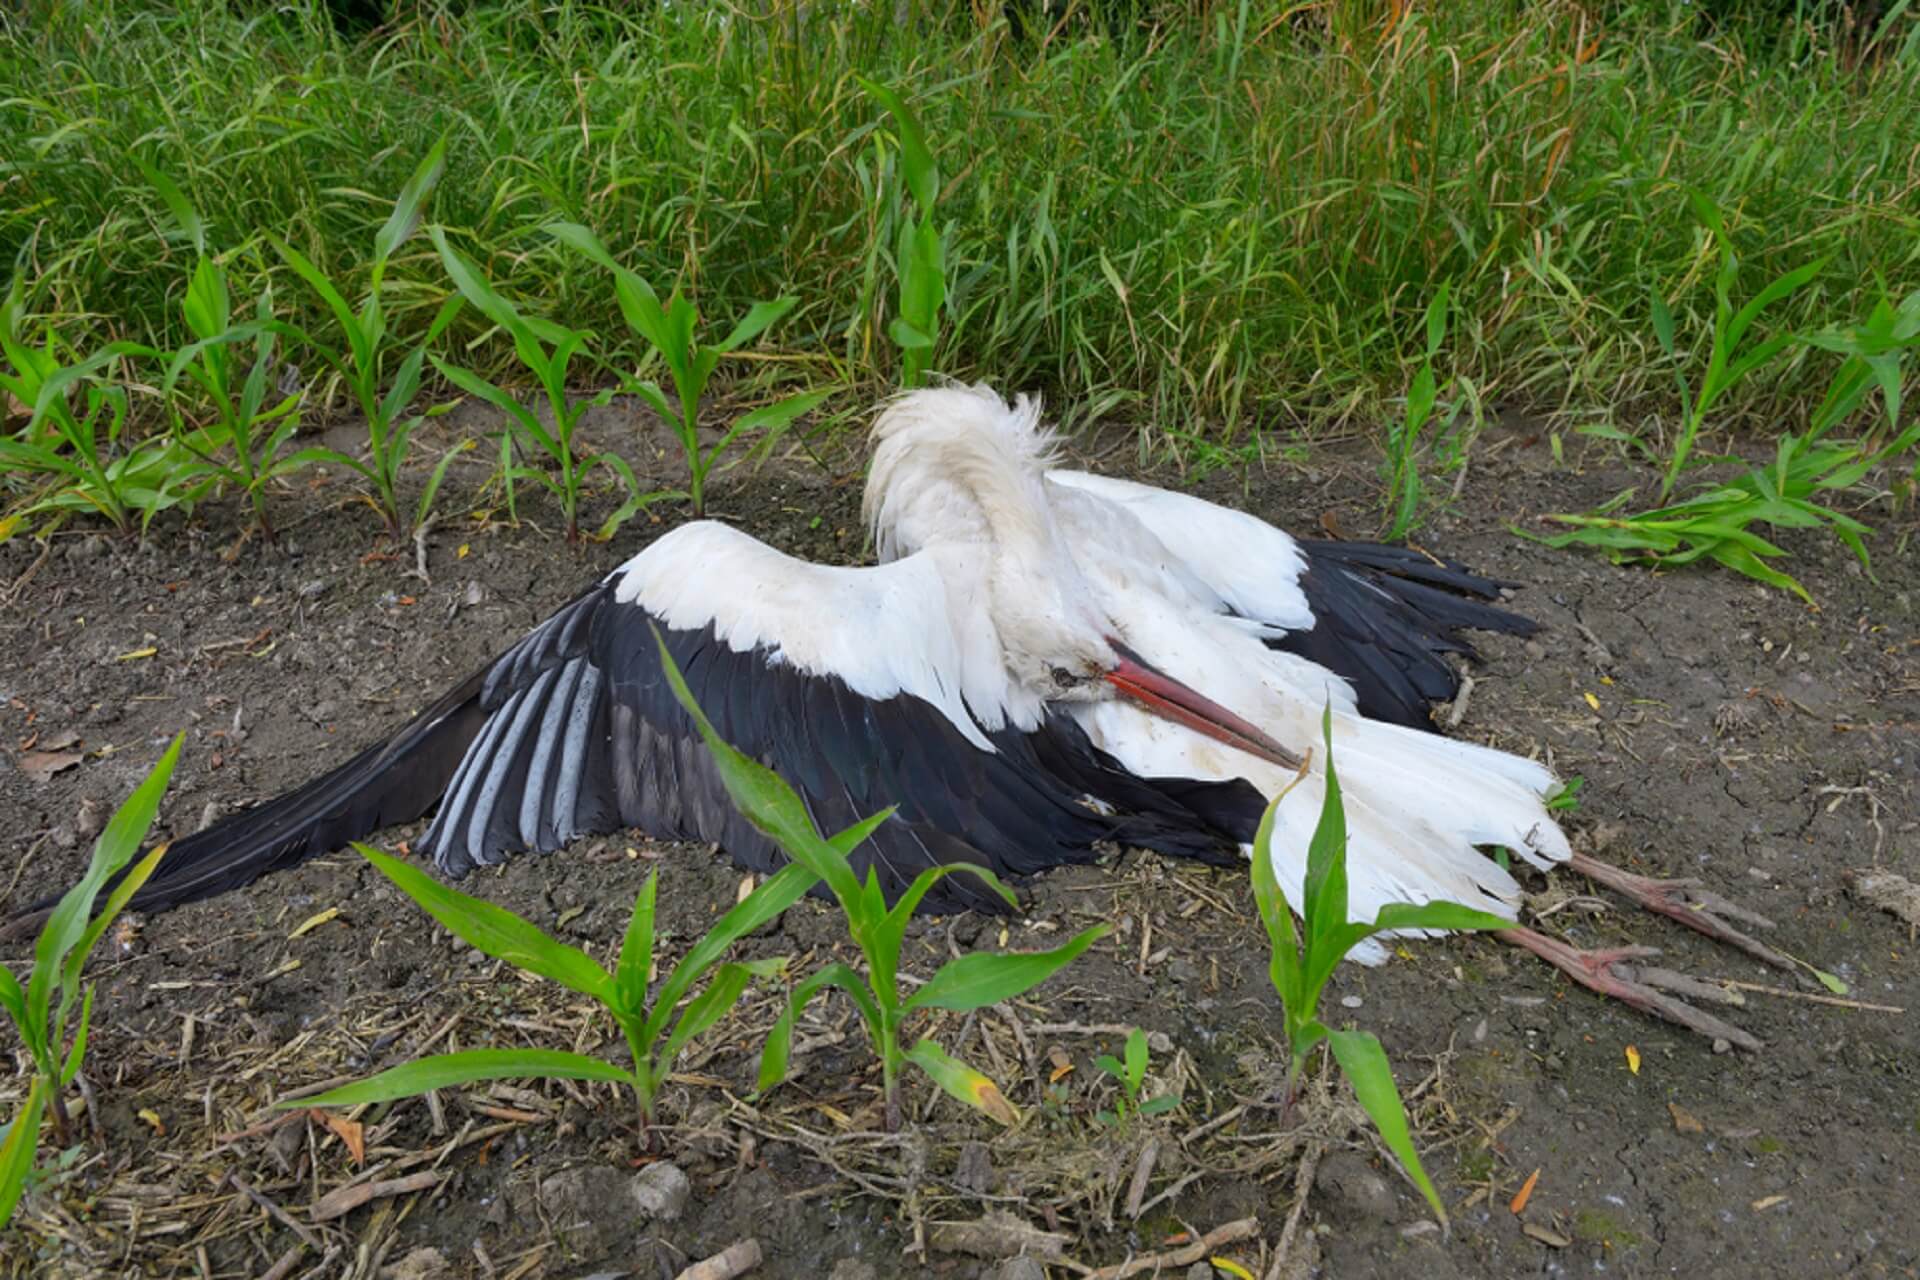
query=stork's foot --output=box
[1566,851,1796,974]
[1497,926,1763,1051]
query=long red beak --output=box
[1104,640,1303,770]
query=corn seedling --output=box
[1092,1027,1180,1127]
[861,79,946,390]
[135,158,312,539]
[1655,194,1825,501]
[268,140,466,539]
[1249,708,1512,1227]
[431,228,671,541]
[0,734,180,1229]
[1,286,197,539]
[291,845,816,1143]
[646,625,1107,1131]
[547,222,825,521]
[1536,285,1920,604]
[1381,283,1453,540]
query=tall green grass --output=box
[4,0,1917,449]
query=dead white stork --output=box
[21,385,1780,1044]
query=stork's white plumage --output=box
[863,385,1570,955]
[22,383,1776,1043]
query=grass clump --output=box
[4,1,1915,448]
[1535,205,1920,604]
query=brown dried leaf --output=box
[1668,1102,1705,1135]
[309,1108,365,1165]
[19,749,82,783]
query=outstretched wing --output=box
[420,521,1250,911]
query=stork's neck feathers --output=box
[864,383,1068,564]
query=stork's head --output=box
[866,383,1302,769]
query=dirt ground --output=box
[1,404,1916,1280]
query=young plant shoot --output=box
[292,845,817,1141]
[546,222,825,520]
[648,624,1108,1132]
[0,735,180,1229]
[1249,707,1512,1227]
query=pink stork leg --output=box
[1566,852,1796,973]
[1496,927,1763,1051]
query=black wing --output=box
[17,563,1258,931]
[1268,539,1539,729]
[422,578,1258,913]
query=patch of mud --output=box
[1,416,1914,1278]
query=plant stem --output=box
[47,1080,72,1147]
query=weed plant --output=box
[6,1,1915,444]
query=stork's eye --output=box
[1050,666,1079,688]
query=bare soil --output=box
[1,411,1915,1280]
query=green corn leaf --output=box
[1423,281,1450,359]
[59,985,93,1087]
[379,345,428,433]
[904,923,1108,1013]
[183,256,229,343]
[656,960,777,1075]
[1139,1095,1181,1116]
[715,297,798,354]
[888,318,934,350]
[641,859,818,1046]
[858,79,938,212]
[1326,1027,1448,1226]
[58,841,169,1023]
[827,809,895,857]
[758,962,874,1093]
[1722,259,1824,356]
[1249,791,1304,1009]
[904,1039,1017,1126]
[1124,1027,1148,1089]
[623,377,676,426]
[429,357,553,452]
[1368,901,1514,935]
[373,137,447,271]
[544,221,623,272]
[712,388,832,458]
[288,1048,633,1110]
[870,862,1011,1001]
[1707,541,1813,604]
[616,871,658,1016]
[0,1076,47,1231]
[413,436,474,529]
[1300,706,1349,944]
[1404,363,1437,434]
[269,235,369,376]
[28,734,181,1052]
[430,227,526,338]
[356,845,612,1002]
[0,967,26,1038]
[652,627,863,905]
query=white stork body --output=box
[57,384,1569,955]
